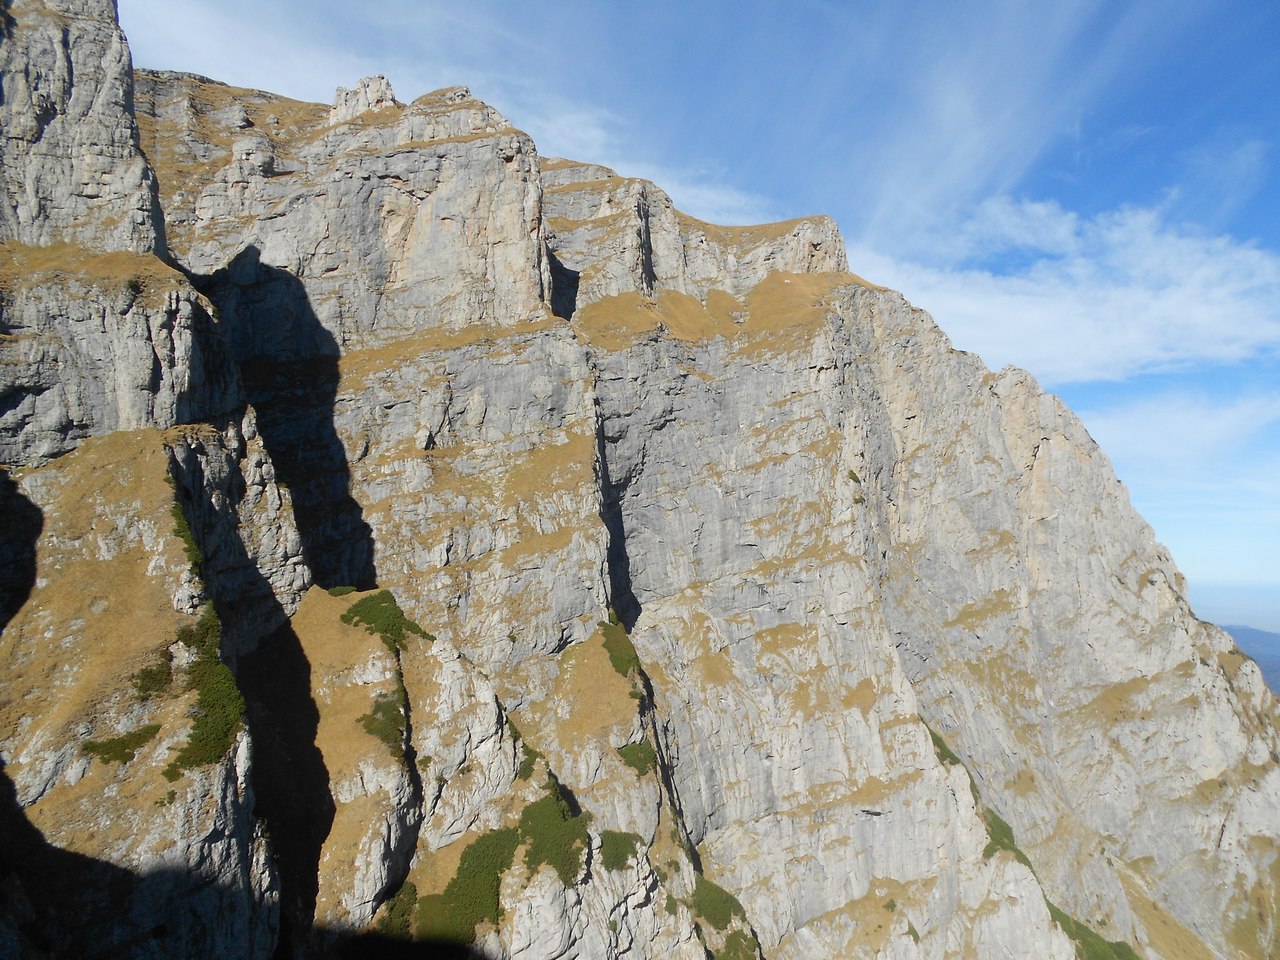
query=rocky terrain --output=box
[1225,626,1280,695]
[2,2,1278,958]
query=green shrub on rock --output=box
[599,830,643,871]
[83,724,161,764]
[360,689,406,760]
[600,619,641,678]
[416,828,520,944]
[342,590,431,652]
[1047,900,1141,960]
[617,739,657,776]
[692,872,746,931]
[376,879,417,940]
[164,606,245,780]
[519,778,591,884]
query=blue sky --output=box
[118,0,1280,629]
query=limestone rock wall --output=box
[859,289,1280,957]
[165,413,312,655]
[0,0,164,253]
[542,156,847,310]
[0,429,277,958]
[134,71,552,350]
[0,252,240,466]
[2,3,1278,958]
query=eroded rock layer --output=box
[1,2,1277,959]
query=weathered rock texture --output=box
[0,0,163,253]
[1,2,1278,959]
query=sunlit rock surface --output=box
[1,2,1277,958]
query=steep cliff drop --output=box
[2,2,1277,959]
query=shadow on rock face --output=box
[0,758,266,958]
[195,246,376,591]
[237,620,334,956]
[1,754,500,958]
[548,250,579,321]
[0,470,41,635]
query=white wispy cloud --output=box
[1080,392,1280,477]
[849,198,1280,385]
[842,1,1205,255]
[119,0,401,103]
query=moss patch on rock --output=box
[342,590,431,653]
[416,828,521,944]
[83,723,161,765]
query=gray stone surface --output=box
[1,3,1277,956]
[1,0,164,253]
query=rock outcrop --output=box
[1,2,1277,959]
[0,0,164,254]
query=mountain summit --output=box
[2,3,1278,958]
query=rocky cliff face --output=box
[2,3,1278,959]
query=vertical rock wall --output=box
[0,0,164,253]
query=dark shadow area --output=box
[237,622,335,959]
[169,435,336,957]
[0,470,41,634]
[0,758,234,958]
[2,757,500,958]
[595,428,641,631]
[330,932,488,959]
[192,246,375,590]
[0,0,15,41]
[548,251,579,321]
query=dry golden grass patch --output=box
[290,586,425,920]
[337,320,557,391]
[9,0,73,32]
[748,540,850,580]
[494,525,581,568]
[574,282,800,351]
[291,586,408,780]
[690,648,737,688]
[514,628,637,754]
[726,272,853,360]
[775,876,926,955]
[1076,672,1159,727]
[406,826,476,899]
[0,240,184,301]
[843,678,879,714]
[544,175,642,197]
[1225,843,1280,959]
[753,622,812,659]
[498,428,595,509]
[1116,868,1216,960]
[965,530,1017,558]
[943,588,1018,631]
[675,212,805,247]
[1,430,185,725]
[654,290,740,340]
[0,430,202,853]
[1008,768,1038,798]
[571,291,663,351]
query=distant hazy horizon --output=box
[1189,580,1280,634]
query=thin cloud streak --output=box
[850,199,1280,385]
[845,1,1201,257]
